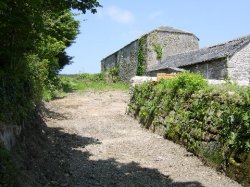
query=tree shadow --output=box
[38,102,70,120]
[13,110,205,187]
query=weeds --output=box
[44,73,129,101]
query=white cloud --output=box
[107,6,134,24]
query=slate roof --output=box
[156,26,195,35]
[154,26,199,40]
[148,34,250,72]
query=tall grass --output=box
[43,73,128,101]
[60,73,128,92]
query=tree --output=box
[0,0,101,124]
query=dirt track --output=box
[33,91,241,186]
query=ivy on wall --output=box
[147,31,163,61]
[107,65,120,83]
[136,36,146,76]
[153,43,163,60]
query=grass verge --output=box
[43,73,129,101]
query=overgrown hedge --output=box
[0,1,101,126]
[128,72,250,186]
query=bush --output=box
[128,72,250,186]
[0,63,38,125]
[166,72,208,94]
[107,67,120,83]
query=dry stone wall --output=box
[128,79,250,186]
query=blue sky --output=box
[61,0,250,74]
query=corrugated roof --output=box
[148,34,250,72]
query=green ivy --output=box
[107,66,120,83]
[136,36,146,76]
[153,43,163,60]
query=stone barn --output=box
[101,26,199,81]
[101,26,250,83]
[148,34,250,83]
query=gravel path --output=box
[45,91,241,187]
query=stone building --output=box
[101,26,199,81]
[148,34,250,83]
[101,26,250,83]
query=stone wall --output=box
[182,58,228,80]
[146,31,199,70]
[128,81,250,186]
[228,42,250,82]
[101,40,138,82]
[117,41,139,81]
[101,52,118,72]
[146,69,179,77]
[101,28,199,81]
[184,43,250,82]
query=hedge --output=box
[128,72,250,186]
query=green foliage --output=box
[57,73,128,94]
[0,147,17,187]
[153,43,163,60]
[128,72,250,185]
[136,37,146,76]
[0,1,101,125]
[0,63,36,124]
[107,66,120,83]
[165,72,208,95]
[0,2,101,186]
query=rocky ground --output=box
[13,91,242,187]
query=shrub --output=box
[167,72,208,94]
[128,72,250,185]
[107,67,120,83]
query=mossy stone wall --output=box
[128,73,250,186]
